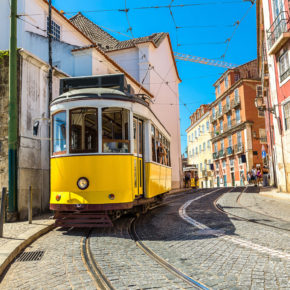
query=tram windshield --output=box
[70,108,98,153]
[102,107,130,153]
[52,111,66,154]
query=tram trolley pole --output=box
[0,187,7,237]
[28,186,32,224]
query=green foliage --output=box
[0,50,9,59]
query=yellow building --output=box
[186,105,214,188]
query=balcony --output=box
[234,143,244,154]
[267,11,290,55]
[202,170,208,177]
[260,137,267,143]
[217,110,223,119]
[223,104,231,114]
[210,112,217,123]
[213,152,219,160]
[218,149,226,158]
[226,146,234,155]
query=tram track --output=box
[129,213,210,289]
[214,187,290,233]
[81,229,114,290]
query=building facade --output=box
[210,60,267,187]
[186,105,214,188]
[256,0,290,193]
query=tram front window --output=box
[52,111,66,154]
[70,108,98,153]
[102,107,130,153]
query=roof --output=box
[70,12,167,52]
[213,59,258,86]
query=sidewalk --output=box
[0,213,55,276]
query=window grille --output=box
[47,18,61,41]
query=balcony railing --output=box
[202,170,208,177]
[213,152,219,159]
[218,149,226,158]
[267,11,290,52]
[260,137,267,143]
[210,112,218,123]
[223,104,231,114]
[217,110,223,119]
[234,143,244,154]
[280,67,290,83]
[226,146,234,155]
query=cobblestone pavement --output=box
[0,188,290,289]
[136,188,290,289]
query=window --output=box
[236,109,241,123]
[201,107,204,114]
[199,144,202,152]
[191,133,194,141]
[200,163,203,170]
[214,124,217,136]
[207,140,210,149]
[214,143,218,152]
[234,88,239,99]
[70,108,98,153]
[218,102,222,114]
[222,159,226,168]
[203,142,206,151]
[217,84,221,95]
[220,120,223,133]
[198,127,201,136]
[197,112,200,119]
[192,149,194,157]
[196,147,198,154]
[102,107,129,153]
[284,101,290,130]
[206,121,209,131]
[202,124,205,134]
[228,135,232,147]
[221,139,224,150]
[226,96,230,109]
[53,111,66,154]
[215,161,219,170]
[279,50,290,82]
[234,73,240,82]
[259,129,267,143]
[237,131,242,145]
[212,107,216,117]
[151,125,157,162]
[230,158,234,167]
[258,110,265,117]
[47,18,61,41]
[195,130,197,138]
[227,115,231,128]
[225,75,228,88]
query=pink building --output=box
[257,0,290,193]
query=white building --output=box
[0,0,182,218]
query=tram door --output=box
[133,118,143,196]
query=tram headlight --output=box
[77,177,89,190]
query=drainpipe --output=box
[8,0,18,219]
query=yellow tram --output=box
[50,74,172,227]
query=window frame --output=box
[52,110,67,156]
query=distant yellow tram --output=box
[50,74,172,227]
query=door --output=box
[133,117,143,196]
[217,176,220,187]
[223,175,227,187]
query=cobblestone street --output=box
[1,188,290,289]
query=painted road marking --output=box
[179,189,290,261]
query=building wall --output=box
[187,112,213,188]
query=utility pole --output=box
[48,0,52,102]
[8,0,18,220]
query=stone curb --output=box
[259,191,290,201]
[0,221,55,277]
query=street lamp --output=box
[254,96,276,115]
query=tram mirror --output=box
[33,121,40,136]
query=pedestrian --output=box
[257,168,262,186]
[262,166,269,186]
[247,171,251,185]
[251,166,257,186]
[185,172,190,188]
[240,171,245,186]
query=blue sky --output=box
[54,0,257,155]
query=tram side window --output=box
[70,108,98,153]
[102,107,130,153]
[156,133,170,166]
[52,111,66,154]
[151,125,157,162]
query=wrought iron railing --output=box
[226,146,234,155]
[280,67,290,83]
[267,11,290,50]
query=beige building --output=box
[186,105,214,188]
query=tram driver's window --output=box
[52,111,66,155]
[102,107,130,153]
[70,108,98,153]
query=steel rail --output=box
[81,230,115,290]
[213,187,290,233]
[129,217,209,290]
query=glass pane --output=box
[70,108,98,153]
[102,107,130,153]
[138,121,143,155]
[53,112,66,153]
